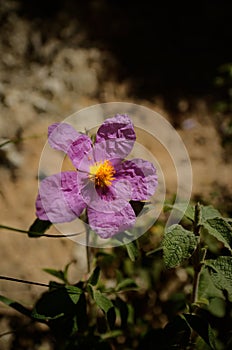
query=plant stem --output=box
[86,226,91,273]
[0,276,49,287]
[191,203,207,305]
[0,133,45,148]
[0,224,84,238]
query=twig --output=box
[0,276,49,287]
[86,226,91,274]
[0,224,84,238]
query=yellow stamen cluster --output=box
[89,160,115,188]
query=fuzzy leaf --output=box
[198,268,225,301]
[163,224,199,268]
[123,240,139,262]
[205,256,232,301]
[164,203,195,221]
[201,206,222,222]
[202,217,232,252]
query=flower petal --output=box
[96,114,136,158]
[87,202,136,238]
[48,123,93,169]
[67,134,93,169]
[36,172,86,223]
[115,159,158,200]
[77,170,132,214]
[48,123,81,153]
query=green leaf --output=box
[74,292,88,332]
[43,262,74,283]
[163,224,199,268]
[114,297,128,329]
[115,278,137,292]
[92,289,116,329]
[0,295,31,318]
[202,217,232,252]
[129,200,145,216]
[93,290,114,314]
[201,206,222,222]
[205,256,232,301]
[184,313,217,350]
[28,218,51,237]
[198,268,225,301]
[123,240,139,262]
[63,261,75,282]
[65,285,83,304]
[101,330,123,340]
[164,203,195,221]
[43,268,67,283]
[32,285,82,321]
[49,281,64,290]
[207,297,226,318]
[88,266,101,286]
[164,315,191,348]
[146,246,163,256]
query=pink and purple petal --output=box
[36,172,86,223]
[115,159,158,200]
[67,134,93,169]
[95,114,136,158]
[87,202,136,238]
[48,123,81,153]
[77,170,131,214]
[92,139,134,162]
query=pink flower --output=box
[36,114,158,238]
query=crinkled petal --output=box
[48,123,93,169]
[95,114,136,158]
[36,172,86,223]
[96,114,136,142]
[87,202,136,238]
[67,134,93,169]
[77,139,133,174]
[115,159,158,200]
[48,123,81,153]
[94,139,134,162]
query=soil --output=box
[0,1,231,349]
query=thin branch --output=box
[0,276,49,287]
[86,226,91,274]
[0,224,84,238]
[0,133,46,148]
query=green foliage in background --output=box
[0,202,231,349]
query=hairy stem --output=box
[191,203,206,305]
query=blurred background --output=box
[0,1,231,348]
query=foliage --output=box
[0,203,231,349]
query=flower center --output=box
[89,160,115,188]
